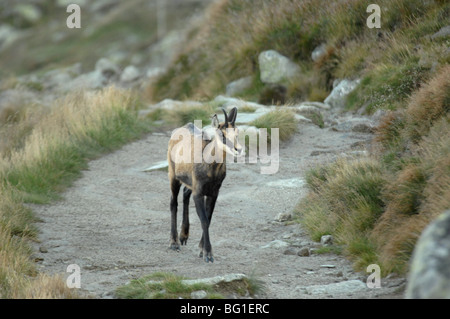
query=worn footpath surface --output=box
[30,114,406,299]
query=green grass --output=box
[296,65,450,275]
[346,59,430,113]
[294,157,386,271]
[115,272,262,299]
[2,90,150,204]
[250,108,297,142]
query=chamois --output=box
[167,107,243,262]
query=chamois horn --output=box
[222,108,228,127]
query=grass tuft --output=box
[250,108,297,142]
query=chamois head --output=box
[211,107,243,157]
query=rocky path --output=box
[31,110,406,299]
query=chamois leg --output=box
[180,187,191,245]
[193,194,213,263]
[199,193,218,256]
[169,179,181,251]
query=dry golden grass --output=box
[0,87,149,298]
[404,65,450,142]
[368,69,450,274]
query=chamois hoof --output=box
[180,236,188,246]
[170,242,180,251]
[199,251,214,263]
[205,256,214,263]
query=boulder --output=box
[324,79,360,109]
[120,65,140,83]
[191,290,208,299]
[214,95,266,110]
[258,50,301,84]
[320,235,333,246]
[298,247,310,257]
[95,58,121,80]
[430,25,450,40]
[406,210,450,299]
[13,4,42,25]
[311,43,327,62]
[181,274,247,286]
[149,99,203,111]
[0,25,23,52]
[298,280,367,295]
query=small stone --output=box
[191,290,208,299]
[120,65,140,82]
[261,240,289,249]
[275,212,292,222]
[39,246,48,253]
[320,235,333,246]
[283,247,297,255]
[352,123,375,134]
[298,247,310,257]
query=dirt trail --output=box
[31,115,406,298]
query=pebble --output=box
[320,235,333,246]
[191,290,208,299]
[39,246,48,253]
[298,247,310,257]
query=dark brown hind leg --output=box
[169,179,181,251]
[180,187,191,245]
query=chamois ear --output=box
[228,107,237,126]
[211,114,219,128]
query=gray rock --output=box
[143,160,168,172]
[283,247,297,255]
[13,4,42,24]
[261,240,289,249]
[311,43,327,62]
[120,65,140,83]
[320,264,336,269]
[69,71,105,90]
[40,63,82,91]
[182,274,247,286]
[226,76,253,96]
[351,122,375,134]
[294,101,331,110]
[298,280,366,295]
[148,99,203,111]
[406,210,450,299]
[430,25,450,40]
[39,246,48,253]
[324,79,360,109]
[320,235,333,246]
[95,58,121,80]
[275,212,292,222]
[0,25,23,52]
[258,50,301,84]
[191,290,208,299]
[298,247,310,257]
